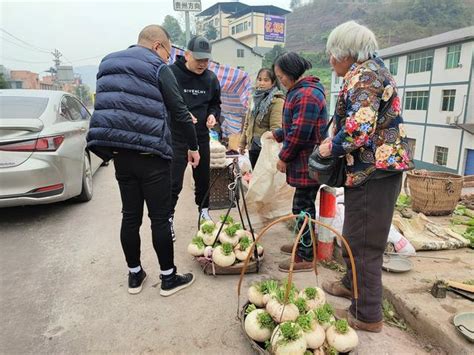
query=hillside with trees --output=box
[286,0,474,52]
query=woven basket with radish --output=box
[237,214,359,354]
[187,215,263,275]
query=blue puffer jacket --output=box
[87,45,172,160]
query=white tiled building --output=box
[329,26,474,175]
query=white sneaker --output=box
[200,208,212,222]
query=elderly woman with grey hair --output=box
[318,21,413,332]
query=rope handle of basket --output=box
[236,214,358,318]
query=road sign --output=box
[173,0,201,12]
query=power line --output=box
[1,56,52,64]
[0,28,52,53]
[68,54,107,63]
[1,35,52,55]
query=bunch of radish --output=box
[187,215,263,268]
[243,279,358,354]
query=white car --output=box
[0,89,103,207]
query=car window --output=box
[0,96,49,119]
[60,96,74,121]
[76,99,91,120]
[66,96,83,121]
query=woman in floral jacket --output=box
[270,52,328,273]
[319,21,414,333]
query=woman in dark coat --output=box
[270,52,328,272]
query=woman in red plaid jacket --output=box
[269,52,328,273]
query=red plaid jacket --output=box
[273,76,328,187]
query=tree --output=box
[75,84,92,107]
[162,15,186,47]
[290,0,301,10]
[0,73,10,89]
[204,23,218,41]
[263,45,287,68]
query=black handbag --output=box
[308,116,346,187]
[308,94,395,187]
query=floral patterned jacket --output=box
[331,57,414,187]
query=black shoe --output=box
[169,216,176,243]
[128,269,147,294]
[160,271,195,297]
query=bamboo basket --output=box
[236,214,358,354]
[406,170,463,216]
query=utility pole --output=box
[51,49,62,88]
[173,1,201,44]
[185,10,191,45]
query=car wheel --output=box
[77,152,93,202]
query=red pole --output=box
[317,186,336,261]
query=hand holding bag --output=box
[308,116,346,187]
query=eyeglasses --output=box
[156,42,171,62]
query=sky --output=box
[1,0,291,75]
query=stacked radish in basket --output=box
[244,279,358,354]
[187,215,263,267]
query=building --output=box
[196,2,290,55]
[196,2,248,39]
[9,70,40,89]
[329,26,474,175]
[211,37,263,80]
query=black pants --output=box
[292,186,320,261]
[171,136,210,215]
[341,173,402,323]
[113,150,174,271]
[249,148,261,169]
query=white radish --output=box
[203,246,213,259]
[244,309,275,342]
[212,243,236,267]
[200,220,216,233]
[235,229,256,240]
[218,223,241,246]
[198,230,216,246]
[219,232,239,246]
[248,285,265,307]
[299,287,326,310]
[326,319,359,353]
[271,322,307,355]
[296,314,326,349]
[313,304,336,330]
[187,236,205,256]
[234,236,253,261]
[266,298,299,323]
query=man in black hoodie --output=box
[169,35,221,235]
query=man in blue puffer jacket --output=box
[87,25,199,297]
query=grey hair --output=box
[326,21,378,62]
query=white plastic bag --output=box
[245,137,294,227]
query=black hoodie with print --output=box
[169,56,221,142]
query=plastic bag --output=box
[245,137,294,227]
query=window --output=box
[231,26,235,35]
[237,66,245,70]
[406,138,416,157]
[235,23,245,33]
[389,57,398,76]
[0,96,48,119]
[442,89,456,112]
[407,50,433,73]
[434,146,448,166]
[66,96,84,121]
[214,18,219,26]
[237,49,244,58]
[446,44,461,69]
[404,91,429,110]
